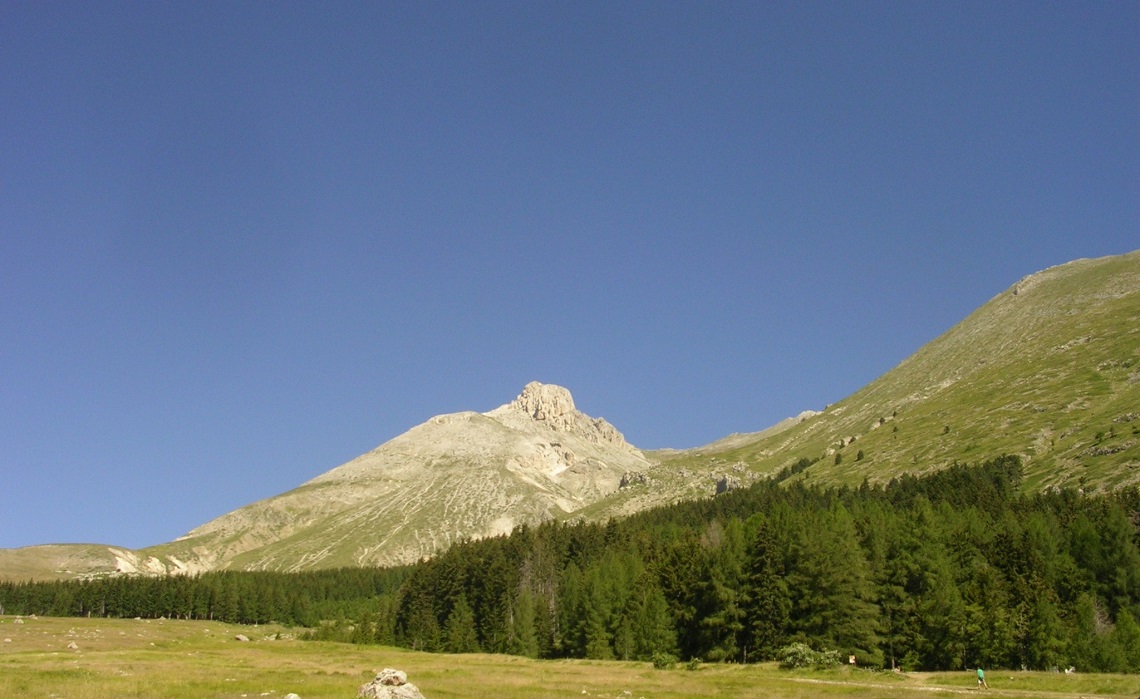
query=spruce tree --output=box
[509,589,540,658]
[582,569,614,660]
[444,594,479,653]
[742,521,790,661]
[788,503,881,663]
[625,576,676,660]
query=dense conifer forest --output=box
[4,456,1139,672]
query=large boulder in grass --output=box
[358,669,425,699]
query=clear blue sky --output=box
[2,2,1136,549]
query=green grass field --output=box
[2,616,1138,698]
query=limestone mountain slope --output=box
[589,250,1140,517]
[142,382,649,573]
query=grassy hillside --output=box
[598,252,1140,510]
[0,545,122,583]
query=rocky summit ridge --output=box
[488,381,632,449]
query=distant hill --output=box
[3,251,1137,581]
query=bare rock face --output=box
[359,669,425,699]
[620,471,650,488]
[498,381,632,449]
[715,475,741,494]
[510,381,576,421]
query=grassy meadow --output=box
[2,616,1138,699]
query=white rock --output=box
[358,669,425,699]
[511,381,576,421]
[378,669,407,686]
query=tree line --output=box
[0,566,409,628]
[2,456,1139,672]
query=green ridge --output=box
[615,251,1140,501]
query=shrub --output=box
[652,652,676,669]
[777,642,842,669]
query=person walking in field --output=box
[976,667,988,689]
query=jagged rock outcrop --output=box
[490,381,633,448]
[510,382,576,422]
[620,471,650,488]
[715,475,741,494]
[359,669,425,699]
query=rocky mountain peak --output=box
[489,381,633,449]
[508,381,576,421]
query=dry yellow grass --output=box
[2,616,1138,698]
